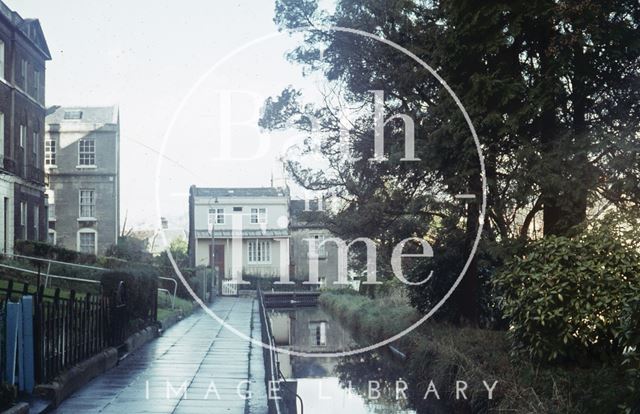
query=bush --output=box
[14,240,127,269]
[15,240,97,264]
[100,267,158,324]
[105,236,152,263]
[494,220,640,366]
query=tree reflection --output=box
[335,351,418,414]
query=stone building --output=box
[188,186,290,279]
[289,199,339,286]
[44,106,120,254]
[0,1,50,252]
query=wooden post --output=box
[5,302,20,384]
[34,285,45,383]
[20,296,35,393]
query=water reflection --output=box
[268,307,418,414]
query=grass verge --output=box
[157,291,194,325]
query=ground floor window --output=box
[34,205,39,240]
[248,239,271,263]
[48,229,56,245]
[78,230,97,254]
[309,321,327,346]
[313,234,327,257]
[19,201,27,239]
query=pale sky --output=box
[8,0,319,231]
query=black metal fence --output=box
[257,289,304,414]
[258,289,286,414]
[37,292,114,382]
[0,279,130,383]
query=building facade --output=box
[188,186,290,279]
[0,2,50,253]
[45,106,120,255]
[289,199,339,286]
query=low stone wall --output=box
[124,326,158,353]
[35,325,159,409]
[35,348,119,407]
[0,402,29,414]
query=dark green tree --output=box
[261,0,640,324]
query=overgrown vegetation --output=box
[494,217,640,365]
[259,0,640,411]
[320,290,637,413]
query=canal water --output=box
[268,306,421,414]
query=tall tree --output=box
[262,0,640,323]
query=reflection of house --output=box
[289,199,339,286]
[270,307,353,353]
[188,186,290,278]
[0,2,51,252]
[268,307,357,377]
[44,106,120,254]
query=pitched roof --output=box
[21,19,50,59]
[0,2,51,59]
[46,106,119,125]
[191,187,289,198]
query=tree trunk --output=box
[539,17,590,236]
[457,172,481,325]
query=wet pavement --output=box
[54,296,268,414]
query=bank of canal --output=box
[267,305,436,414]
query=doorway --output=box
[209,244,225,278]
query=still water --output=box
[268,307,419,414]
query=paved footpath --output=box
[54,296,268,414]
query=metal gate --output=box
[221,280,238,296]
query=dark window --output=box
[64,110,83,120]
[233,207,242,212]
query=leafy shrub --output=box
[101,267,158,324]
[494,220,640,365]
[105,236,152,262]
[15,240,97,264]
[171,267,199,299]
[14,240,127,269]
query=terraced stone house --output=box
[0,1,51,253]
[44,106,120,255]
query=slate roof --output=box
[46,106,119,125]
[0,2,51,59]
[192,187,288,198]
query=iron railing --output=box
[257,289,304,414]
[37,291,112,382]
[0,279,129,383]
